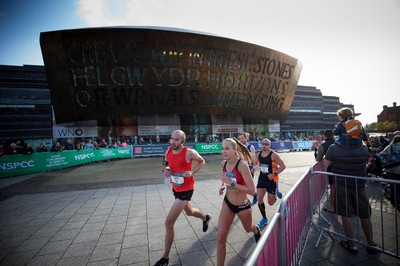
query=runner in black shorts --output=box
[154,130,211,266]
[254,138,286,228]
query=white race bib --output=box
[260,164,269,174]
[171,173,184,186]
[226,172,237,189]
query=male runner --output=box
[254,138,286,227]
[154,130,212,266]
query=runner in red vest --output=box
[154,130,211,266]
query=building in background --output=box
[280,86,354,139]
[377,102,400,127]
[1,64,356,146]
[0,65,52,149]
[1,27,361,147]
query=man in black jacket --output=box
[325,143,379,254]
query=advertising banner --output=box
[133,144,169,156]
[53,126,98,138]
[1,141,314,178]
[0,147,132,178]
[253,141,295,151]
[132,144,196,157]
[195,143,222,154]
[292,141,314,150]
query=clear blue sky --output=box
[1,0,399,125]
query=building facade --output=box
[1,65,354,147]
[280,86,354,139]
[0,65,52,148]
[1,27,357,148]
[377,102,400,129]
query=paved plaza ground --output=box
[0,151,398,265]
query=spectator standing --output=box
[371,136,381,149]
[154,130,211,266]
[51,142,61,152]
[99,138,107,148]
[120,139,128,147]
[238,132,258,205]
[316,129,336,213]
[37,143,48,152]
[6,143,19,155]
[64,139,75,150]
[92,140,99,149]
[378,134,400,206]
[378,132,395,152]
[15,140,23,153]
[84,139,95,150]
[22,143,34,155]
[312,135,323,159]
[324,137,379,254]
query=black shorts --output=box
[224,196,251,214]
[173,189,194,201]
[257,177,276,195]
[336,186,371,218]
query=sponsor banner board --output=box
[195,143,222,154]
[0,146,131,178]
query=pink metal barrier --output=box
[254,213,281,265]
[245,161,328,265]
[246,161,400,264]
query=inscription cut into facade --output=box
[40,27,302,123]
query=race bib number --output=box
[226,172,237,189]
[260,164,269,174]
[171,173,184,186]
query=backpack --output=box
[343,119,362,139]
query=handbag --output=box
[378,145,400,169]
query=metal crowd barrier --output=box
[245,161,328,265]
[246,162,400,265]
[311,171,400,259]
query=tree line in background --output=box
[365,121,399,132]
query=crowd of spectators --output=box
[0,137,132,156]
[1,132,398,157]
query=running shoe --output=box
[203,214,212,232]
[257,217,268,228]
[153,257,169,266]
[254,225,261,243]
[277,191,283,199]
[252,193,258,205]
